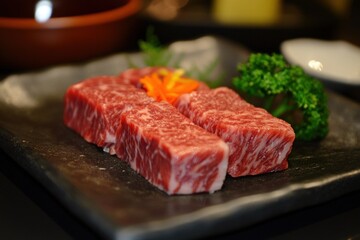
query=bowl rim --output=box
[0,0,140,29]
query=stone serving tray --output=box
[0,37,359,240]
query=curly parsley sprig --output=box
[233,53,329,141]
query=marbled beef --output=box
[64,75,229,194]
[64,76,153,154]
[115,101,229,194]
[175,87,295,177]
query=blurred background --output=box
[140,0,360,52]
[1,0,359,99]
[0,0,359,72]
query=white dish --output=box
[280,38,360,89]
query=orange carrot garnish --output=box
[140,69,200,104]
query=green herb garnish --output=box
[233,53,329,141]
[129,26,223,88]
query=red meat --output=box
[115,101,229,194]
[64,75,229,194]
[175,87,295,177]
[64,76,153,154]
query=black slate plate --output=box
[0,37,360,240]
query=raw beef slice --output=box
[175,87,295,177]
[64,76,153,154]
[115,101,229,195]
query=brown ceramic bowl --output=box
[0,0,141,71]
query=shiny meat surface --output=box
[175,87,295,177]
[64,76,153,154]
[115,101,229,194]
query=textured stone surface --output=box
[0,37,359,240]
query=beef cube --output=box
[115,101,229,194]
[64,76,153,154]
[175,87,295,177]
